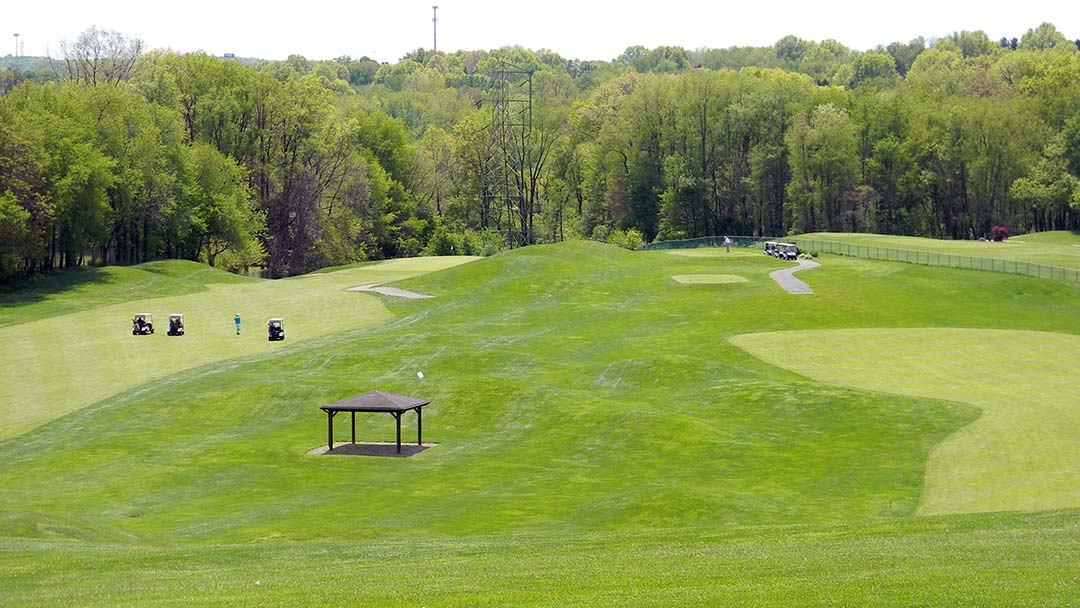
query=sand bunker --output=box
[672,274,748,285]
[348,284,434,299]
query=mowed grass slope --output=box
[2,243,1080,605]
[0,257,476,440]
[0,260,253,328]
[801,230,1080,269]
[4,512,1080,607]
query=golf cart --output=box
[167,313,185,336]
[764,241,778,257]
[779,243,800,260]
[268,318,285,341]
[132,313,154,335]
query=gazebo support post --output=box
[351,411,356,444]
[394,412,402,453]
[326,410,338,451]
[417,407,422,446]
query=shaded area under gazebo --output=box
[319,390,430,455]
[312,442,433,458]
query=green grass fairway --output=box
[801,231,1080,269]
[666,248,763,258]
[3,511,1079,607]
[671,274,748,284]
[0,256,477,440]
[3,242,1080,605]
[729,328,1080,515]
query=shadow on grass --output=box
[311,442,437,458]
[0,267,118,308]
[1,261,257,328]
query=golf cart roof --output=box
[169,313,183,318]
[268,317,284,323]
[134,313,152,317]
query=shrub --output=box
[606,228,645,250]
[989,225,1010,241]
[590,224,612,243]
[461,229,508,257]
[421,226,461,256]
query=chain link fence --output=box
[641,236,1080,284]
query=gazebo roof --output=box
[320,390,430,413]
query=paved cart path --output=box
[769,259,821,294]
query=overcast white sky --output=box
[5,1,1078,62]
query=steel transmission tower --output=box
[482,62,533,247]
[432,6,438,52]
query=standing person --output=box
[723,234,731,253]
[234,313,241,335]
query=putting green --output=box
[671,274,748,284]
[0,257,477,441]
[728,328,1080,515]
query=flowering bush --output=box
[989,225,1010,241]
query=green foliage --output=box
[618,45,693,73]
[1009,135,1080,229]
[1020,22,1074,52]
[786,103,858,233]
[885,37,927,77]
[460,228,508,256]
[4,23,1080,284]
[176,143,260,266]
[422,224,461,256]
[605,227,645,249]
[0,124,52,280]
[949,30,1000,58]
[849,52,899,87]
[0,191,31,277]
[1062,111,1080,177]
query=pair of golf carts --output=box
[131,313,185,336]
[763,241,800,261]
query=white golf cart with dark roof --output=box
[132,313,154,335]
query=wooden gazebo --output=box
[319,390,430,454]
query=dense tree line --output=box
[3,23,1080,282]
